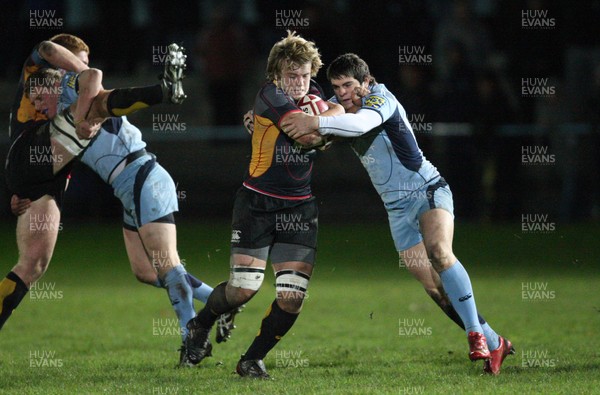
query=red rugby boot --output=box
[468,331,491,361]
[483,336,515,375]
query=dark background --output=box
[1,0,599,225]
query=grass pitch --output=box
[0,220,599,394]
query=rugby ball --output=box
[297,94,328,115]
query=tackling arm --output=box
[38,41,88,73]
[317,109,382,137]
[70,68,104,139]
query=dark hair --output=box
[326,53,376,84]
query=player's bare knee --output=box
[426,243,453,269]
[226,284,257,305]
[276,291,305,313]
[131,268,158,285]
[15,256,50,283]
[228,263,265,303]
[275,269,310,314]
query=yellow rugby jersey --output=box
[10,45,53,140]
[243,81,324,200]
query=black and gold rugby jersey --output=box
[243,80,324,200]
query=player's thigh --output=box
[137,162,178,228]
[271,197,319,265]
[122,227,158,283]
[14,195,61,284]
[386,198,423,252]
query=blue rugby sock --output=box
[150,278,162,288]
[480,319,500,350]
[163,265,195,340]
[185,273,213,304]
[439,261,483,335]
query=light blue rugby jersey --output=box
[329,83,440,204]
[59,72,146,183]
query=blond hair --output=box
[266,30,322,81]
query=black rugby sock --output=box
[107,85,164,116]
[243,300,299,361]
[0,272,29,330]
[194,282,234,328]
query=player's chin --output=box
[291,90,309,101]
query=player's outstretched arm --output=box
[71,68,104,139]
[38,41,88,73]
[316,109,382,137]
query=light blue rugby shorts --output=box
[385,177,454,252]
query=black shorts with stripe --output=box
[230,186,318,262]
[5,123,71,206]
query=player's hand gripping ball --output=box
[293,94,331,149]
[297,94,329,115]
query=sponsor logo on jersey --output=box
[364,95,385,110]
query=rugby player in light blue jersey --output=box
[54,44,240,357]
[281,53,514,375]
[6,38,238,361]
